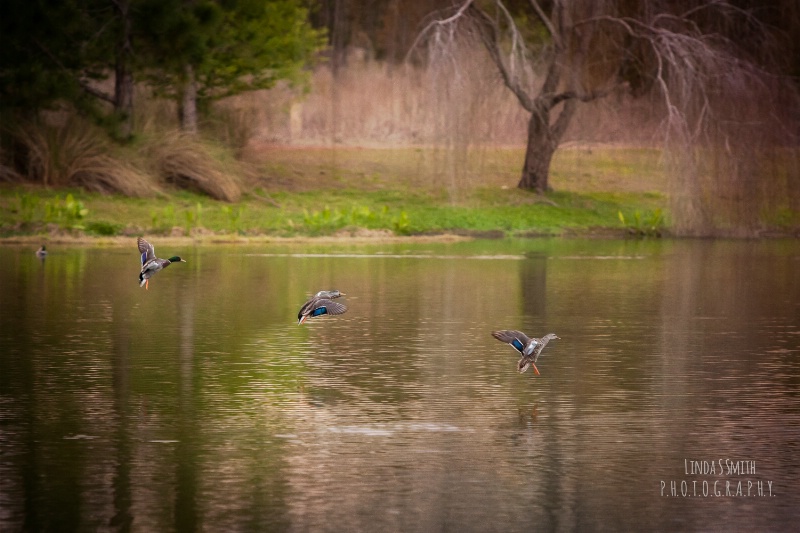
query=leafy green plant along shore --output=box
[1,188,661,239]
[2,145,796,240]
[1,145,674,238]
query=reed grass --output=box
[142,132,243,202]
[0,145,673,239]
[0,54,795,237]
[250,55,662,148]
[5,116,157,197]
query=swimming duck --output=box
[137,237,185,289]
[35,245,47,260]
[298,290,347,324]
[492,330,560,375]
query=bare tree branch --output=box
[405,0,475,62]
[412,0,800,226]
[33,39,116,105]
[79,82,116,105]
[550,98,576,141]
[549,86,618,107]
[468,4,535,112]
[527,0,562,50]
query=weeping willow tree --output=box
[414,0,800,235]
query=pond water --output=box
[1,238,799,531]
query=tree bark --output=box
[179,64,198,134]
[114,64,133,139]
[519,109,555,192]
[467,2,574,192]
[113,0,134,140]
[518,99,577,192]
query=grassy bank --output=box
[1,145,669,241]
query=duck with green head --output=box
[137,237,185,289]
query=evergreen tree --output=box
[1,0,324,135]
[0,0,114,114]
[136,0,325,133]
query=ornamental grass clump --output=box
[144,132,242,202]
[6,116,156,197]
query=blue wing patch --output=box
[141,252,147,265]
[311,307,328,317]
[511,338,524,353]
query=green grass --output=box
[0,146,670,239]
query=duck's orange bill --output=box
[532,364,540,376]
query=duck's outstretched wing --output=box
[312,299,348,316]
[298,297,348,323]
[137,237,156,264]
[491,330,532,354]
[298,296,319,318]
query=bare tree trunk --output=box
[422,0,800,232]
[114,64,133,139]
[519,100,576,192]
[179,64,198,135]
[519,110,554,192]
[114,0,134,140]
[329,0,346,144]
[464,1,578,193]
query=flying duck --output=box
[492,330,560,375]
[137,237,185,289]
[298,290,348,324]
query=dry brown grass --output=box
[236,53,662,148]
[665,73,800,236]
[237,53,796,236]
[236,52,663,202]
[2,100,252,202]
[4,115,157,196]
[3,51,793,237]
[0,153,24,183]
[143,131,243,202]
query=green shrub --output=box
[44,193,89,230]
[618,209,664,237]
[86,221,123,236]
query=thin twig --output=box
[527,0,562,50]
[405,0,475,62]
[251,191,281,208]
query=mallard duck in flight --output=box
[298,290,348,324]
[137,237,185,289]
[492,330,560,375]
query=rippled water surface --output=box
[1,239,799,531]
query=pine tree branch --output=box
[34,38,116,105]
